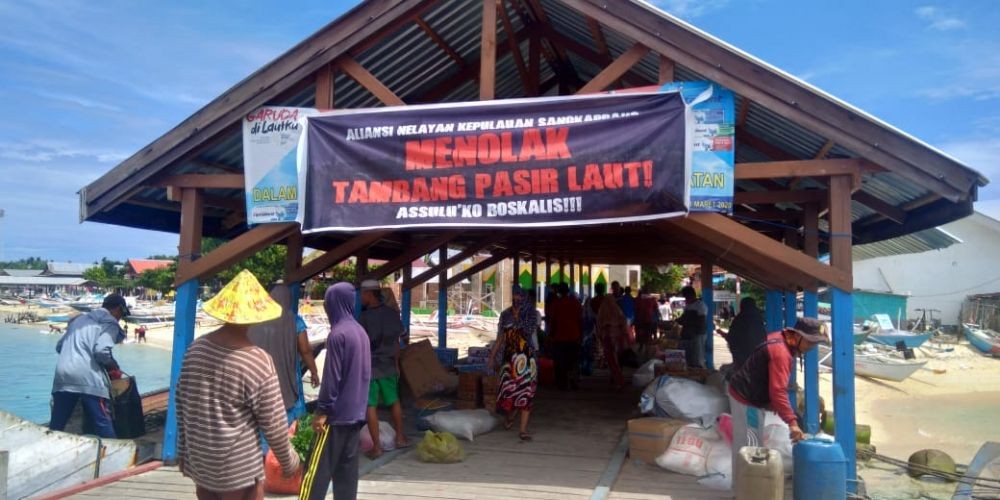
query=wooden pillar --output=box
[701,260,714,369]
[163,188,203,464]
[803,203,821,434]
[437,246,448,348]
[829,174,857,484]
[569,261,576,295]
[658,55,674,85]
[544,256,553,300]
[315,64,334,109]
[513,254,521,287]
[401,263,412,345]
[480,0,497,100]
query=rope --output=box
[864,451,1000,491]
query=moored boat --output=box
[819,344,927,382]
[867,331,932,349]
[962,324,1000,357]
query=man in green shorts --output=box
[359,279,409,458]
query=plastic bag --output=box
[716,413,733,446]
[697,438,733,490]
[416,430,466,463]
[655,424,720,476]
[426,409,498,441]
[633,359,664,387]
[654,377,729,425]
[639,376,671,416]
[360,421,397,453]
[264,421,304,494]
[762,413,793,476]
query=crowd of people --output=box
[45,267,824,500]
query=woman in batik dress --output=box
[490,285,539,441]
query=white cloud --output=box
[937,137,1000,199]
[32,90,121,112]
[915,6,966,31]
[0,140,128,164]
[652,0,729,19]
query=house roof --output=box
[0,269,44,277]
[44,262,93,277]
[0,277,93,287]
[76,0,987,290]
[127,259,173,274]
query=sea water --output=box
[0,323,173,423]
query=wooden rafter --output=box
[736,99,750,127]
[420,26,526,102]
[734,159,867,182]
[658,55,674,84]
[814,140,835,160]
[544,29,651,88]
[315,63,333,109]
[521,0,575,78]
[175,222,299,285]
[480,0,498,100]
[338,56,404,106]
[587,17,610,58]
[445,250,514,287]
[284,230,303,279]
[364,232,458,282]
[415,17,466,71]
[407,239,496,288]
[497,1,531,93]
[528,31,541,96]
[287,231,391,283]
[576,43,649,94]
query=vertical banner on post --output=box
[298,92,691,232]
[659,82,735,214]
[243,106,318,225]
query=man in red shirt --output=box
[727,317,828,469]
[549,283,583,390]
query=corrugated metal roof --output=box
[0,277,92,286]
[1,269,44,277]
[44,262,92,276]
[852,227,961,261]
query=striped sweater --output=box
[176,336,300,491]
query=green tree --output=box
[640,264,686,295]
[0,257,46,270]
[201,238,287,289]
[137,263,177,294]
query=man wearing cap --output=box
[49,293,130,438]
[727,317,829,468]
[175,270,300,498]
[358,279,409,458]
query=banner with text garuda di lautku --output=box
[242,106,319,225]
[298,92,690,232]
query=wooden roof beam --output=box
[154,174,244,190]
[497,1,532,94]
[419,25,526,102]
[446,249,515,287]
[480,0,498,100]
[658,55,674,84]
[407,238,497,288]
[175,222,299,285]
[576,43,649,94]
[544,29,652,88]
[735,159,867,182]
[287,230,392,283]
[415,17,467,71]
[338,56,405,106]
[363,232,458,282]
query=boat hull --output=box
[819,346,927,382]
[0,411,137,499]
[963,324,1000,357]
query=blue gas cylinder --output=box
[793,437,846,500]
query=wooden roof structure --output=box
[79,0,987,292]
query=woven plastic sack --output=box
[655,424,720,476]
[416,430,466,463]
[426,409,497,441]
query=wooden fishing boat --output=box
[861,313,933,349]
[0,411,139,499]
[818,345,927,382]
[962,324,1000,357]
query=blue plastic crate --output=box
[434,347,459,368]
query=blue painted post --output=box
[785,291,799,411]
[803,290,820,434]
[162,279,199,463]
[401,264,412,345]
[765,290,783,333]
[437,247,447,349]
[832,287,857,483]
[700,262,714,370]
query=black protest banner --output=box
[301,91,688,232]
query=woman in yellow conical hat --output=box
[175,269,302,497]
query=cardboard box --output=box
[400,339,457,399]
[627,417,687,465]
[458,372,483,403]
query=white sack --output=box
[426,409,498,441]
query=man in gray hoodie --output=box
[49,294,129,438]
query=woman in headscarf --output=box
[247,284,320,421]
[720,297,767,368]
[489,285,539,441]
[596,292,628,390]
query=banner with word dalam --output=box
[660,81,735,213]
[298,92,689,232]
[243,106,318,224]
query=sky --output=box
[0,0,997,264]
